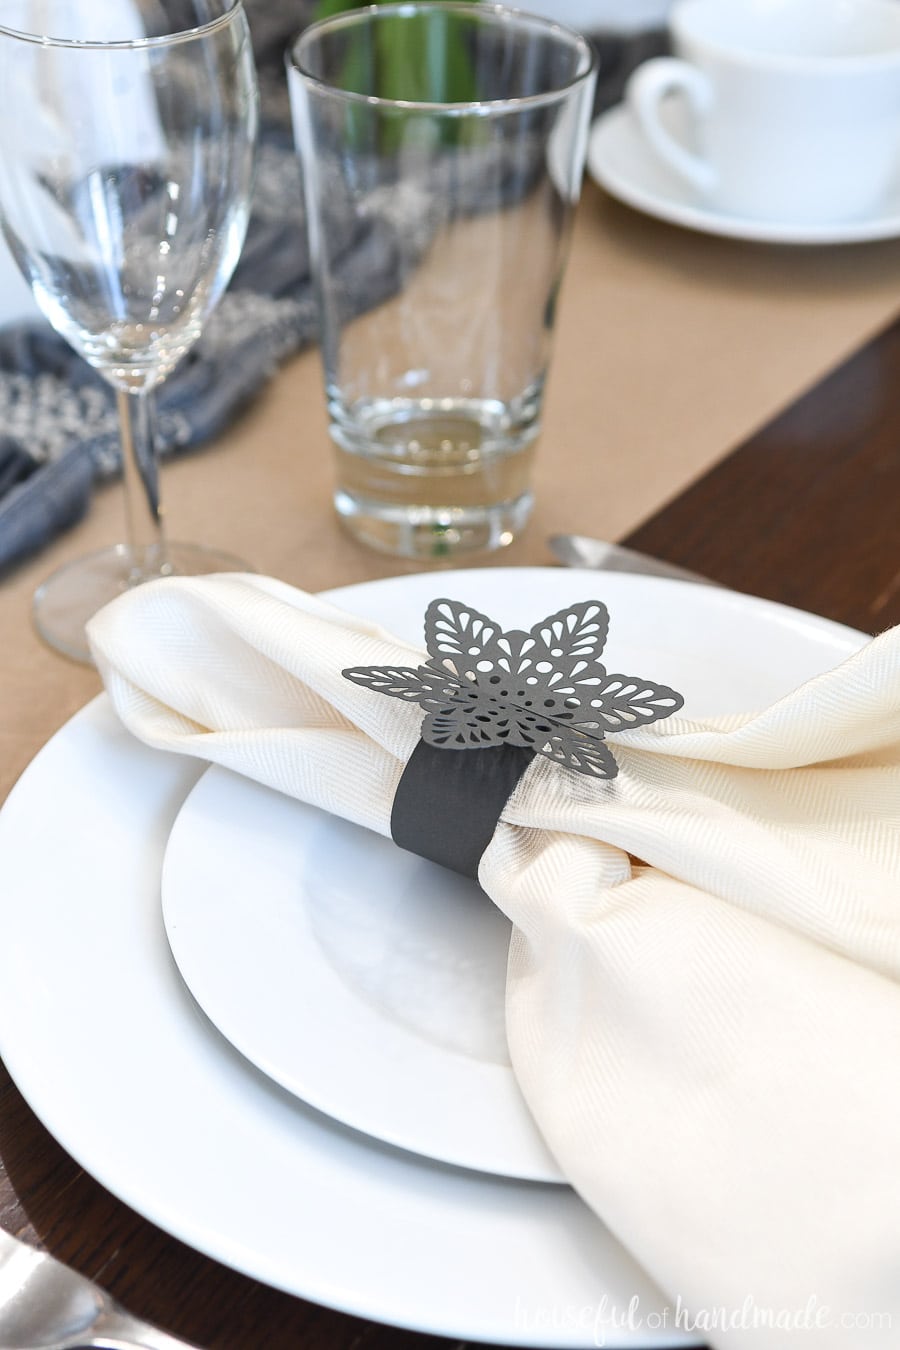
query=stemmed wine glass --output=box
[0,0,259,662]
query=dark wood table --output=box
[627,312,900,636]
[1,311,898,1348]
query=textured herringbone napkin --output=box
[88,572,900,1350]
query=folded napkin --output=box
[87,572,900,1349]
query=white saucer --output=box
[588,103,900,245]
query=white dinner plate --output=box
[0,568,866,1346]
[588,103,900,245]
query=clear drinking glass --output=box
[288,2,596,560]
[0,0,259,662]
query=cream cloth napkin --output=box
[87,572,900,1350]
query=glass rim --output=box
[289,2,597,115]
[0,0,246,50]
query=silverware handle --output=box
[82,1308,201,1350]
[548,534,719,587]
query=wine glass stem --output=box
[117,385,167,582]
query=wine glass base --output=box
[33,541,252,666]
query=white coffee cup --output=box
[626,0,900,224]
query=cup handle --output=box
[626,57,716,196]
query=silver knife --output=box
[548,533,717,586]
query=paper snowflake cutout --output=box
[343,598,684,779]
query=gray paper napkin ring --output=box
[343,597,683,879]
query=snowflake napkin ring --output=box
[344,598,684,879]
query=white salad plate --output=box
[0,568,866,1346]
[162,764,563,1182]
[588,104,900,245]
